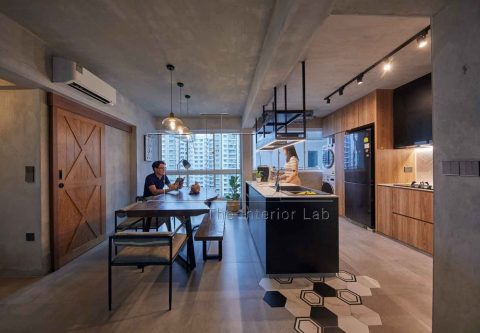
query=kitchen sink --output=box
[270,185,325,195]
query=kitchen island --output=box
[245,181,339,276]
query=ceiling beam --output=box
[241,0,335,129]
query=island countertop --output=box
[245,181,337,199]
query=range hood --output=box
[255,61,309,151]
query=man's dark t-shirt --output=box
[143,173,170,197]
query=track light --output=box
[383,58,392,72]
[323,25,430,104]
[356,74,363,85]
[416,33,428,48]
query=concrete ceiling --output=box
[270,15,431,117]
[0,0,448,127]
[331,0,450,16]
[0,0,274,116]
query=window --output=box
[161,133,241,197]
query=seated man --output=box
[143,160,179,197]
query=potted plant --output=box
[254,170,263,182]
[225,175,241,213]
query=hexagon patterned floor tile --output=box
[260,271,382,333]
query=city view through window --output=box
[161,133,241,197]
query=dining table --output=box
[117,187,218,270]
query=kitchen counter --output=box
[378,183,434,192]
[246,181,337,198]
[245,182,339,276]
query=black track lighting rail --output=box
[323,25,431,104]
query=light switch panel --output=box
[442,161,460,176]
[459,161,480,177]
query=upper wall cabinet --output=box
[322,91,376,138]
[393,74,432,148]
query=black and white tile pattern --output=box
[259,271,381,333]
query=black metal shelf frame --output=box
[255,61,308,151]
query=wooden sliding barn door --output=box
[51,103,106,270]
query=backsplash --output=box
[415,148,433,184]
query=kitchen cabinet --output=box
[322,114,334,137]
[377,185,393,236]
[342,103,358,130]
[392,214,433,253]
[392,187,433,223]
[377,185,433,254]
[358,92,376,126]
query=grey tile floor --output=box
[0,216,432,333]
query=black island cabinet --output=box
[245,182,339,276]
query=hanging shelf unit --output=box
[255,61,309,151]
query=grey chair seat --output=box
[112,234,187,265]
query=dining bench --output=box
[195,200,226,261]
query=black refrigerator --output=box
[344,126,375,228]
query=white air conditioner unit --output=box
[52,57,116,105]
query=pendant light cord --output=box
[170,70,173,115]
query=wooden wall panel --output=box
[377,185,393,236]
[376,149,416,185]
[335,132,345,216]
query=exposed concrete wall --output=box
[0,12,158,275]
[0,12,157,196]
[0,89,50,276]
[432,1,480,331]
[105,126,133,235]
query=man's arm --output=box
[148,184,170,195]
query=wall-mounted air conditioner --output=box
[52,57,116,105]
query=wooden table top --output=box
[156,187,218,203]
[118,187,218,217]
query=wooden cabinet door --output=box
[377,186,393,236]
[322,115,333,137]
[342,103,359,131]
[333,110,343,134]
[392,213,433,254]
[358,92,376,126]
[51,107,106,269]
[392,188,433,223]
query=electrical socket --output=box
[26,233,35,241]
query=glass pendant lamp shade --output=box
[162,112,184,132]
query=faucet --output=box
[275,168,282,192]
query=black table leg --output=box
[184,216,196,270]
[143,217,152,232]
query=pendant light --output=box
[175,81,191,137]
[161,64,184,133]
[183,94,193,141]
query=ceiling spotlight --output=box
[383,58,392,72]
[357,74,364,85]
[416,33,428,48]
[326,97,331,104]
[339,87,344,96]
